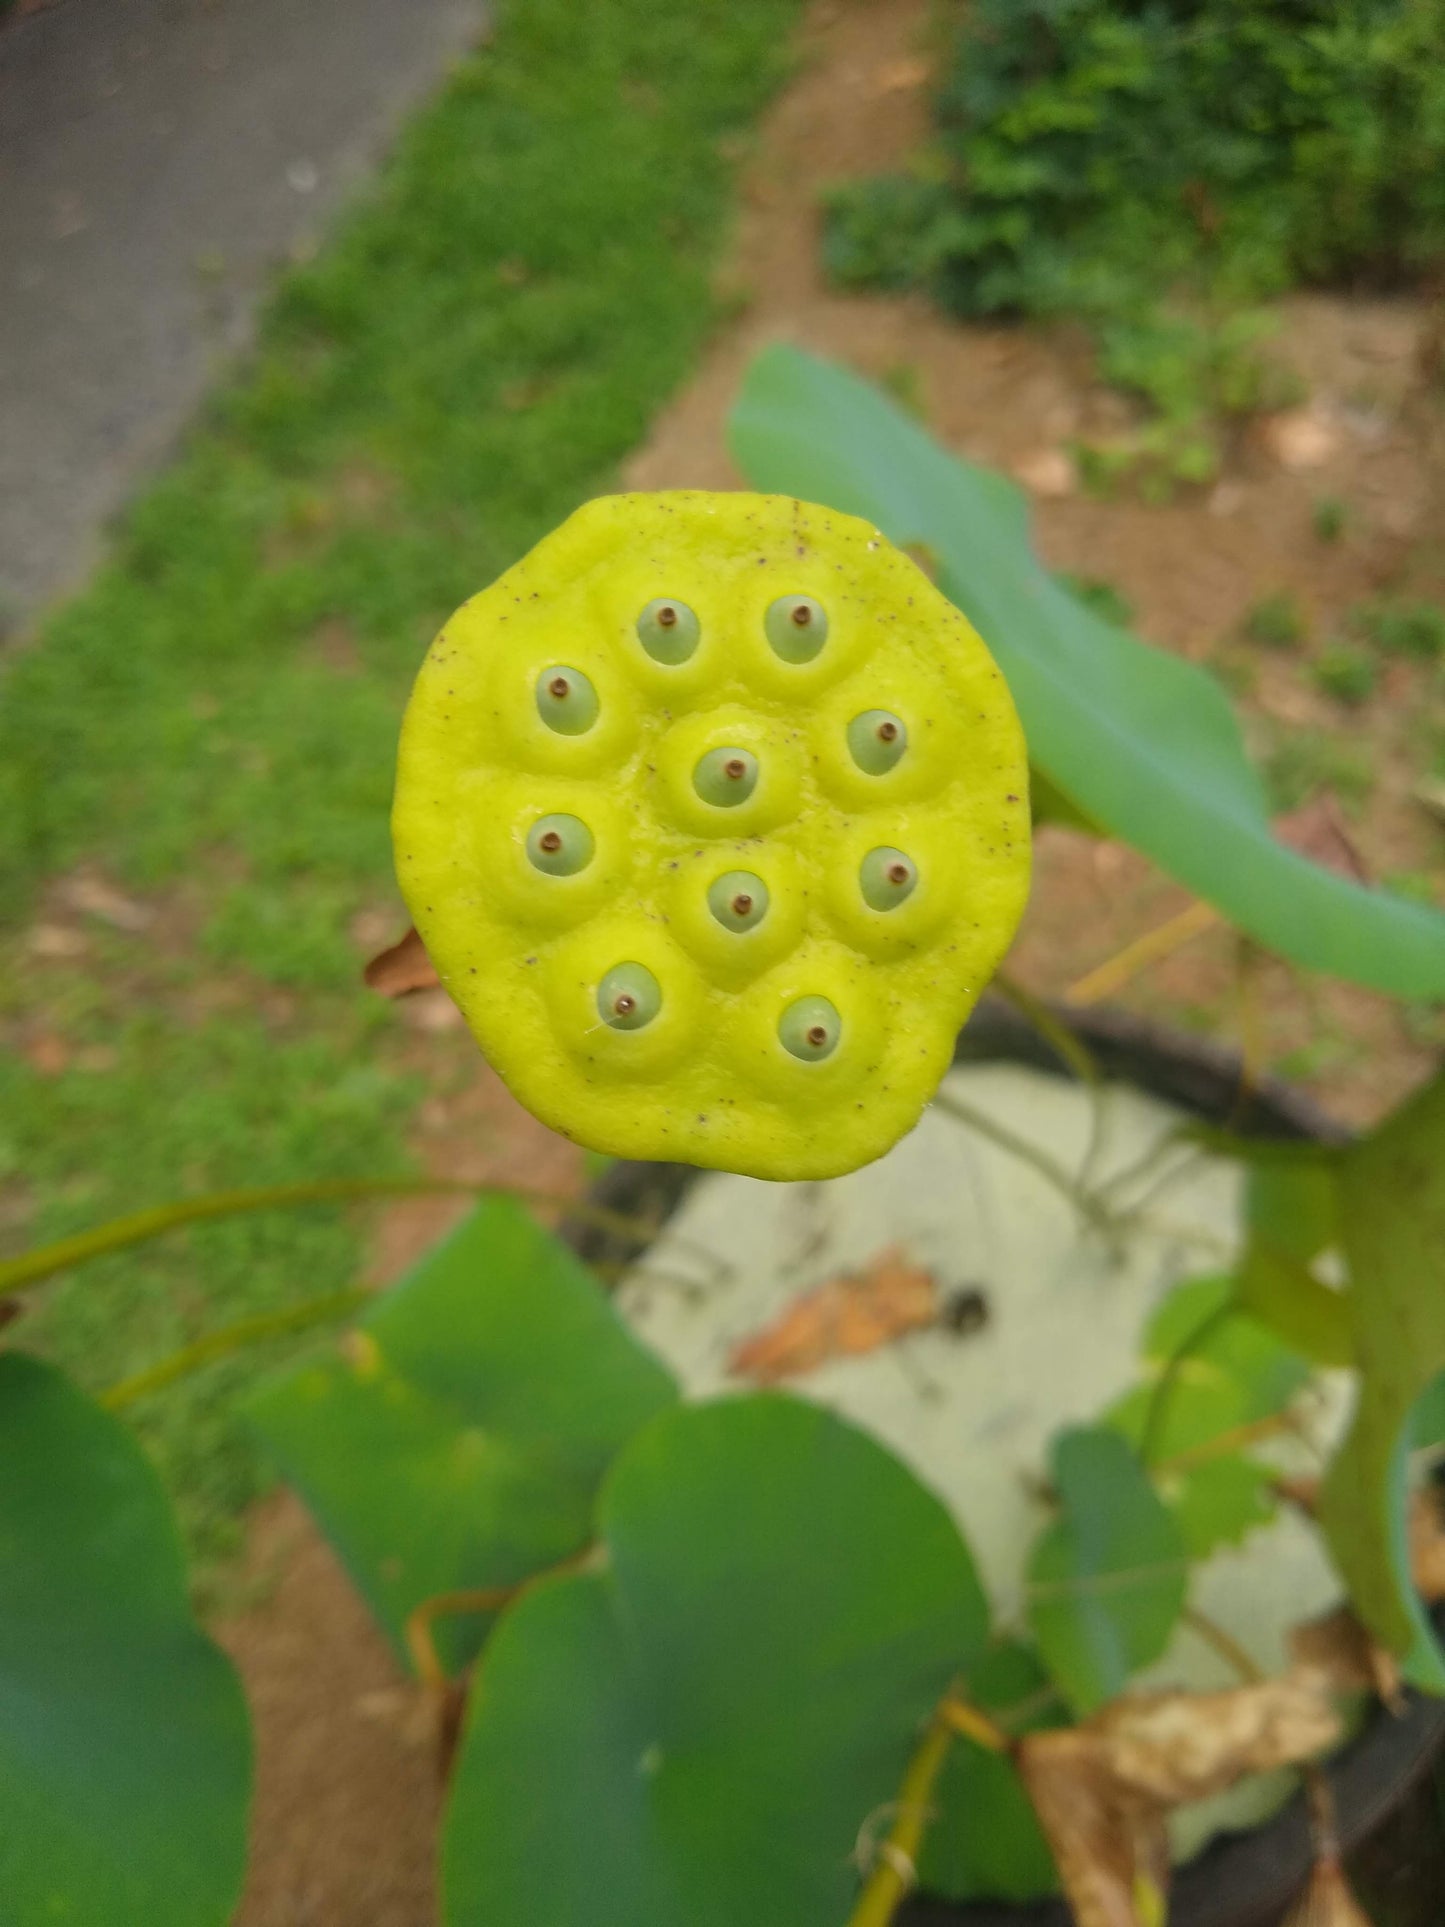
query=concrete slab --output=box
[0,0,487,628]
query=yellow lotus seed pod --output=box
[393,492,1030,1181]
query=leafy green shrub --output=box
[828,0,1445,315]
[825,0,1445,485]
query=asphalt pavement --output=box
[0,0,487,630]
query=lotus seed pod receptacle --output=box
[393,491,1030,1180]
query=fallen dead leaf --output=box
[364,925,441,997]
[727,1246,938,1382]
[1014,1668,1342,1926]
[1290,1605,1403,1713]
[1016,1728,1170,1927]
[1089,1668,1342,1806]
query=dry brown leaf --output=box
[1015,1669,1343,1926]
[364,925,441,997]
[726,1246,938,1383]
[1281,1855,1375,1927]
[1089,1668,1342,1806]
[1016,1729,1170,1927]
[1289,1606,1403,1713]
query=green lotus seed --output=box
[848,709,907,774]
[636,597,701,665]
[526,813,594,876]
[694,746,759,807]
[861,847,918,911]
[764,594,828,663]
[707,870,770,933]
[598,962,661,1031]
[535,665,599,735]
[779,994,841,1061]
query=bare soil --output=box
[223,1,1445,1917]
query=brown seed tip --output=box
[887,862,910,886]
[806,1024,828,1047]
[724,757,747,780]
[878,720,899,742]
[791,601,811,625]
[731,893,753,916]
[548,675,570,698]
[657,604,677,627]
[614,993,636,1015]
[539,830,563,854]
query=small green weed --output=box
[1242,592,1307,652]
[1350,598,1445,661]
[1312,645,1378,708]
[1312,496,1348,545]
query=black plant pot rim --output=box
[565,994,1445,1927]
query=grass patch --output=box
[0,0,805,1578]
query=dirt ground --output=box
[223,1,1445,1918]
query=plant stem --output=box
[1180,1604,1264,1685]
[0,1178,661,1298]
[99,1286,373,1410]
[847,1689,1017,1927]
[929,1088,1115,1237]
[994,969,1113,1191]
[938,1694,1012,1753]
[847,1712,955,1927]
[1154,1411,1293,1476]
[1065,898,1219,1006]
[993,971,1102,1089]
[406,1584,529,1694]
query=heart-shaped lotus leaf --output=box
[443,1393,990,1927]
[248,1197,676,1672]
[0,1354,251,1927]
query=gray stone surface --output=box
[0,0,487,627]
